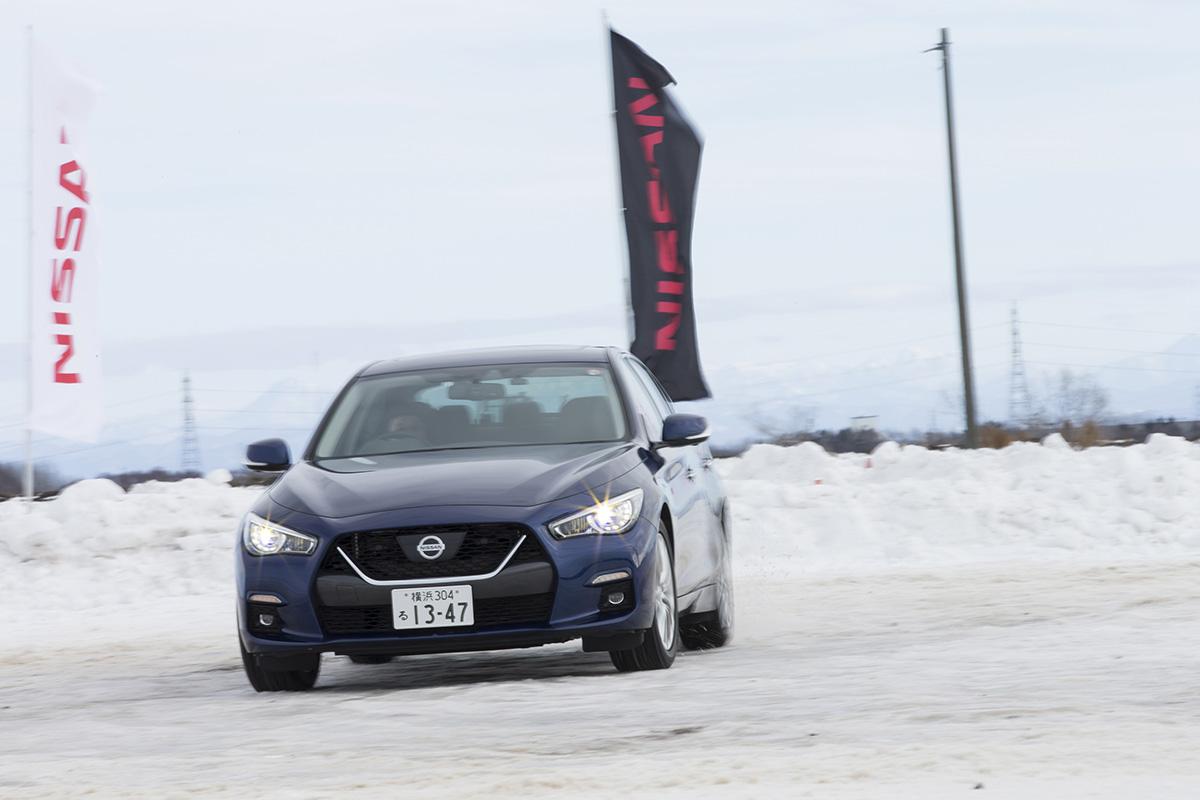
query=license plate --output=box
[391,585,474,630]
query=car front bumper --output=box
[236,501,662,657]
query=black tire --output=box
[611,529,678,672]
[348,654,393,665]
[681,514,734,650]
[239,637,320,692]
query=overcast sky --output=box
[1,0,1197,378]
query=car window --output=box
[626,358,674,420]
[314,363,627,458]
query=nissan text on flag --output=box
[24,36,103,500]
[609,28,709,402]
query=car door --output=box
[636,368,723,531]
[623,357,711,598]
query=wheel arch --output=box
[656,502,675,555]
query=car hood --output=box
[268,442,643,519]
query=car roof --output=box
[360,345,621,376]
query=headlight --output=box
[242,513,318,556]
[548,488,644,539]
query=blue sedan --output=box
[236,345,733,691]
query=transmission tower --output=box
[181,372,201,474]
[1008,303,1033,425]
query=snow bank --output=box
[0,478,260,610]
[2,436,1198,612]
[721,434,1200,575]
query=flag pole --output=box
[24,25,35,507]
[600,10,633,345]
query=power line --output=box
[728,341,1009,390]
[0,417,317,453]
[194,425,314,432]
[1,424,313,462]
[1025,341,1200,357]
[1026,360,1200,375]
[763,361,1007,400]
[740,323,1006,371]
[0,389,179,429]
[106,390,179,409]
[28,429,179,463]
[194,388,335,396]
[1024,320,1199,338]
[194,407,324,415]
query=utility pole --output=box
[927,28,979,447]
[181,372,201,474]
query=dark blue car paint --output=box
[270,443,644,518]
[237,345,729,658]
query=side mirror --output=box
[246,438,291,472]
[656,413,710,449]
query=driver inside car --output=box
[361,400,432,452]
[387,406,428,442]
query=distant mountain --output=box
[1,316,1195,480]
[1105,334,1200,420]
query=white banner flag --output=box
[30,41,102,441]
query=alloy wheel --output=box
[654,534,677,650]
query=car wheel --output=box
[610,528,678,672]
[348,654,393,665]
[239,636,320,692]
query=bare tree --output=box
[747,401,818,445]
[1046,368,1109,425]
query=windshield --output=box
[313,362,628,458]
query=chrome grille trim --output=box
[334,534,528,587]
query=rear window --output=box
[314,362,627,458]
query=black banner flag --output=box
[610,29,710,401]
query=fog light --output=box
[248,601,285,637]
[248,593,284,605]
[597,578,634,613]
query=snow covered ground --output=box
[1,436,1199,797]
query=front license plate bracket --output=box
[391,584,474,630]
